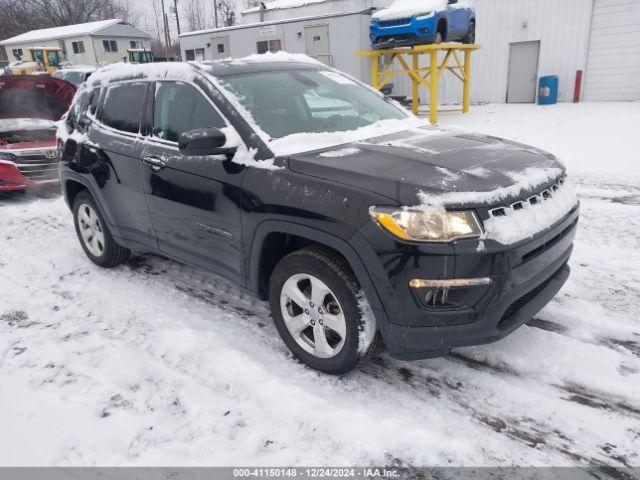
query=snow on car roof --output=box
[372,0,447,20]
[83,52,323,87]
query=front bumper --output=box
[370,16,437,47]
[0,149,60,191]
[353,204,579,359]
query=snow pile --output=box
[482,181,578,245]
[55,119,88,145]
[270,117,428,156]
[318,147,361,158]
[230,145,280,171]
[373,0,446,20]
[0,118,57,131]
[7,61,39,69]
[218,51,323,67]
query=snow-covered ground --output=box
[1,102,639,468]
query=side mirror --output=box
[178,128,237,157]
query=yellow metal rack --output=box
[357,43,481,124]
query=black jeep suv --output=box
[58,57,579,374]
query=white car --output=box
[52,66,96,87]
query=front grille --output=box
[379,17,412,28]
[522,219,577,262]
[13,149,59,181]
[488,177,565,218]
[376,33,416,43]
[497,266,563,331]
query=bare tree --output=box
[0,0,137,42]
[217,0,236,27]
[183,0,206,31]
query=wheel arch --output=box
[248,221,388,326]
[63,178,88,210]
[437,16,448,40]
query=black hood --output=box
[287,128,564,207]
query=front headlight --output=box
[416,11,434,19]
[370,207,483,242]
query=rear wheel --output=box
[269,247,380,375]
[463,21,476,44]
[73,191,130,268]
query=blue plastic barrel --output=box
[538,75,559,105]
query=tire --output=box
[463,21,475,44]
[269,247,381,375]
[73,191,130,268]
[435,31,443,44]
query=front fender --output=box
[247,220,393,333]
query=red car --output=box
[0,76,76,191]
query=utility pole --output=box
[160,0,171,58]
[214,0,219,29]
[173,0,181,35]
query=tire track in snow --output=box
[145,255,639,469]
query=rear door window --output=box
[99,83,147,134]
[152,81,226,143]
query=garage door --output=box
[583,0,640,101]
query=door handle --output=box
[143,156,166,172]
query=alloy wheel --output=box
[280,273,347,359]
[78,203,105,257]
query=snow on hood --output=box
[417,167,564,208]
[480,180,578,245]
[373,0,447,20]
[269,117,430,156]
[417,167,577,245]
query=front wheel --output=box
[269,247,380,375]
[463,21,476,44]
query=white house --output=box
[180,0,640,104]
[0,19,152,67]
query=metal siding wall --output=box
[583,0,640,101]
[389,0,593,105]
[184,0,595,104]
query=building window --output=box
[129,40,144,49]
[72,41,85,54]
[102,40,118,53]
[185,49,195,61]
[257,39,281,54]
[11,48,23,59]
[217,43,225,54]
[194,48,205,61]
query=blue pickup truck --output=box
[370,0,475,49]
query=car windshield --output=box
[218,69,408,139]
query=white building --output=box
[179,0,640,104]
[0,19,152,67]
